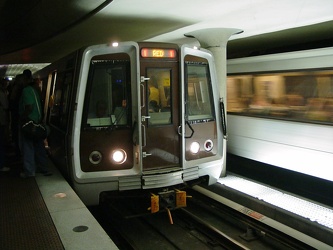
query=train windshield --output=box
[84,53,131,128]
[185,60,214,122]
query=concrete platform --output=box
[0,158,118,250]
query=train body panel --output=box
[72,42,140,184]
[227,47,333,182]
[180,46,224,176]
[228,47,333,74]
[228,115,333,181]
[37,51,81,180]
[36,41,225,205]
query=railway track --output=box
[91,188,314,249]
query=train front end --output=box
[72,42,225,205]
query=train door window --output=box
[185,57,214,122]
[84,53,131,128]
[49,71,73,131]
[146,68,172,125]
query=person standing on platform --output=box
[19,73,51,178]
[8,73,25,157]
[0,78,10,172]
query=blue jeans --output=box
[20,132,48,176]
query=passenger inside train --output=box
[148,76,160,112]
[146,69,171,125]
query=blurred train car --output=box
[227,47,333,182]
[36,42,226,206]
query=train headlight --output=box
[89,151,102,165]
[190,142,200,154]
[204,139,213,152]
[111,149,127,164]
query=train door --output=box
[140,47,180,172]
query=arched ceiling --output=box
[0,0,333,77]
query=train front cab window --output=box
[80,52,133,172]
[85,55,131,128]
[227,70,333,124]
[186,63,214,121]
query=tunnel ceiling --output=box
[0,0,333,77]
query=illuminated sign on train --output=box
[141,48,177,58]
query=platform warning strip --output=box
[218,175,333,230]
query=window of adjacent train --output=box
[49,71,73,130]
[146,68,172,125]
[227,70,333,124]
[85,53,131,128]
[185,56,214,121]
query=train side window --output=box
[185,59,214,122]
[49,71,73,131]
[84,53,131,128]
[227,70,333,124]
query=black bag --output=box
[21,120,47,140]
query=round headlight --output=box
[89,151,102,165]
[190,142,200,154]
[112,149,127,164]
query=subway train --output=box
[226,46,333,182]
[35,42,226,206]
